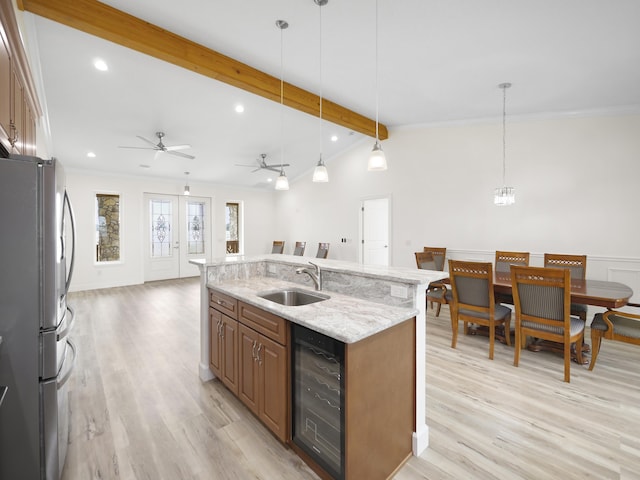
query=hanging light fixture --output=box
[312,0,329,183]
[367,0,387,171]
[183,171,190,196]
[275,19,290,191]
[494,82,515,206]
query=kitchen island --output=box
[192,255,446,479]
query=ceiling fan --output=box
[235,153,290,173]
[118,131,195,159]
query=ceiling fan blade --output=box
[166,150,195,160]
[165,144,191,151]
[263,166,282,173]
[265,163,290,168]
[136,135,160,148]
[118,145,157,150]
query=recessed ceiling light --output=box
[87,151,96,158]
[267,178,273,182]
[139,164,151,169]
[235,104,244,113]
[330,135,338,142]
[93,59,108,71]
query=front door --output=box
[361,196,390,266]
[144,193,211,281]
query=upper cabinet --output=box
[0,3,40,156]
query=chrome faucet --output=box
[296,261,322,291]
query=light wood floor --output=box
[64,278,640,480]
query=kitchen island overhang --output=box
[191,254,447,460]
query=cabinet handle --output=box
[251,340,258,361]
[217,299,225,306]
[220,322,225,340]
[216,319,222,338]
[257,344,263,365]
[8,121,19,148]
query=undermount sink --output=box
[258,288,330,306]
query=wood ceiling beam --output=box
[17,0,388,140]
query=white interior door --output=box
[144,193,211,281]
[361,197,390,266]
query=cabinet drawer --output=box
[209,289,238,319]
[239,302,288,346]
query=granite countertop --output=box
[209,276,419,344]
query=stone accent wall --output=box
[97,194,120,262]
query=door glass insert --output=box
[150,199,173,257]
[186,200,205,254]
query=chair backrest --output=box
[316,242,329,259]
[448,260,495,312]
[511,265,571,327]
[271,241,285,254]
[543,253,587,279]
[495,250,530,273]
[415,251,437,270]
[423,246,446,271]
[293,241,306,256]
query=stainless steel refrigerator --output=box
[0,154,76,479]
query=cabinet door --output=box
[0,31,10,150]
[11,68,24,153]
[258,334,287,442]
[238,323,259,415]
[220,315,239,396]
[209,308,222,378]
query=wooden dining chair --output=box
[448,260,512,359]
[511,265,585,382]
[316,242,329,259]
[494,251,530,304]
[417,247,450,317]
[293,241,306,256]
[544,253,588,321]
[589,303,640,371]
[271,240,285,254]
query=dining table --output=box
[492,272,634,309]
[443,272,634,363]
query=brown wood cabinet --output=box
[0,7,38,156]
[209,290,239,396]
[238,302,288,443]
[208,290,289,444]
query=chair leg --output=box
[451,315,458,349]
[488,323,495,360]
[589,329,603,371]
[574,334,584,365]
[514,327,520,367]
[504,316,511,347]
[563,340,571,383]
[435,302,442,317]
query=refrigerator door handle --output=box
[57,339,76,389]
[63,190,76,294]
[56,305,75,342]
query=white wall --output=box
[66,170,277,291]
[275,113,640,298]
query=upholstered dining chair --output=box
[494,251,530,304]
[511,265,585,383]
[316,243,329,259]
[544,253,588,321]
[271,240,285,254]
[448,260,512,359]
[293,241,306,256]
[589,303,640,371]
[416,247,450,317]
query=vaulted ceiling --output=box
[18,0,640,188]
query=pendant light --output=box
[183,171,190,196]
[494,82,515,206]
[367,0,387,171]
[312,0,329,183]
[275,19,290,191]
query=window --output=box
[96,193,120,262]
[225,202,241,254]
[186,200,205,254]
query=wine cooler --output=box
[291,324,345,480]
